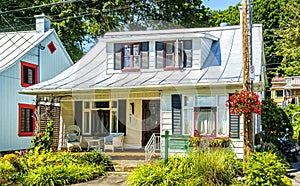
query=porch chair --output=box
[104,133,125,152]
[65,125,82,151]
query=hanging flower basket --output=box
[226,90,262,119]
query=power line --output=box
[0,0,84,15]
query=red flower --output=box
[227,90,262,120]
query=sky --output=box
[203,0,242,10]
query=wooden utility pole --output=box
[242,0,254,163]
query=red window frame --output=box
[122,43,140,71]
[18,104,36,136]
[21,61,38,87]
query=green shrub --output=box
[21,163,105,185]
[127,148,242,186]
[77,150,113,170]
[0,159,17,185]
[244,151,288,186]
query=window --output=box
[178,40,192,68]
[83,101,110,136]
[194,107,216,136]
[275,90,284,98]
[18,104,36,136]
[294,78,300,84]
[156,41,175,69]
[114,42,149,71]
[21,61,38,87]
[286,78,292,86]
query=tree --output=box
[261,99,291,145]
[0,0,210,62]
[275,0,300,76]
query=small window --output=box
[275,90,284,98]
[179,40,192,68]
[18,104,36,136]
[21,61,38,87]
[294,78,300,84]
[114,42,149,71]
[156,41,175,69]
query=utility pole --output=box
[242,0,254,163]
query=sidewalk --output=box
[288,155,300,186]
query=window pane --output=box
[28,68,34,84]
[166,43,173,54]
[141,42,149,51]
[84,112,90,133]
[124,57,130,68]
[183,40,192,49]
[195,108,215,135]
[114,52,122,70]
[156,42,164,51]
[112,111,117,133]
[124,45,131,56]
[166,55,173,66]
[184,109,193,135]
[185,50,192,67]
[218,108,228,135]
[195,96,216,106]
[156,50,164,68]
[133,56,139,67]
[141,51,149,69]
[275,90,283,98]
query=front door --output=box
[142,100,160,146]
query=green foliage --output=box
[0,158,17,185]
[282,175,292,186]
[21,163,105,186]
[244,151,288,186]
[275,0,300,76]
[0,149,111,185]
[127,148,242,186]
[283,104,300,140]
[261,99,291,144]
[30,120,54,151]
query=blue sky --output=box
[203,0,241,10]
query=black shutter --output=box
[118,100,126,135]
[74,101,82,128]
[172,94,182,135]
[229,93,240,138]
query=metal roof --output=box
[21,25,265,95]
[0,29,69,72]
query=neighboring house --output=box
[21,21,266,158]
[0,14,73,152]
[270,74,300,108]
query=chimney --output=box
[34,13,50,33]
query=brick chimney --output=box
[34,13,50,33]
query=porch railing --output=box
[145,133,160,161]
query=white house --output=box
[21,19,266,158]
[0,14,73,152]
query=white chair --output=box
[104,133,124,152]
[65,125,82,151]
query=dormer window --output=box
[114,42,149,71]
[156,40,192,69]
[156,41,175,69]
